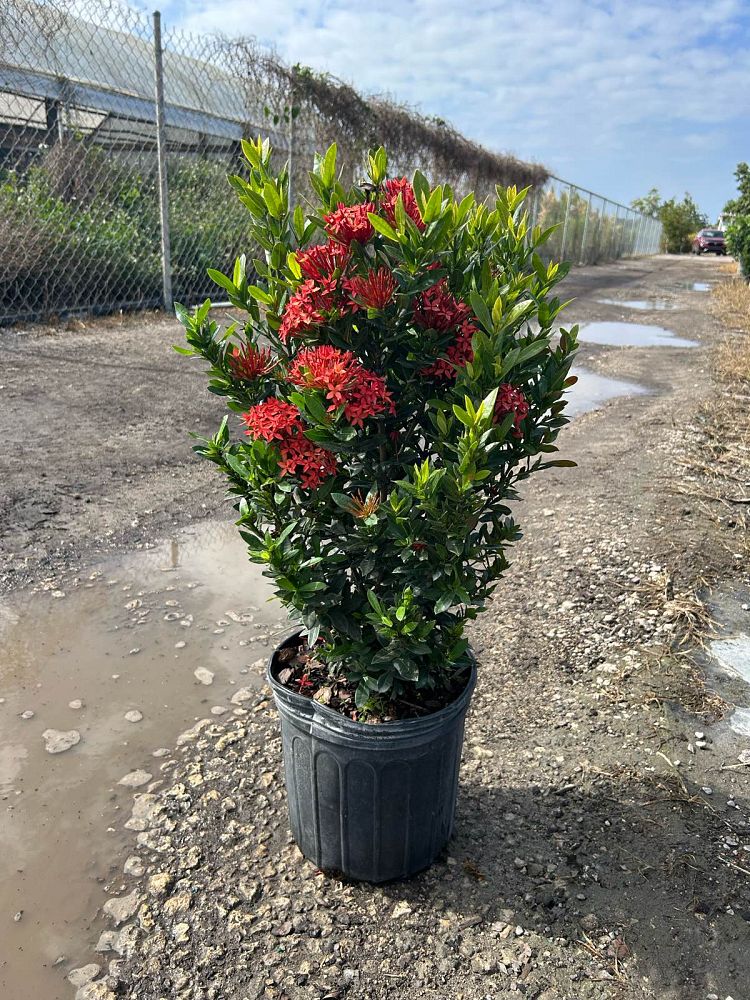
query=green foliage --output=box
[0,141,251,319]
[658,194,707,254]
[178,139,578,710]
[724,163,750,278]
[723,162,750,218]
[726,217,750,279]
[630,187,661,217]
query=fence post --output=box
[288,66,296,215]
[579,192,592,265]
[153,10,173,311]
[560,185,572,260]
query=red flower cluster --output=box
[242,398,300,441]
[278,278,339,342]
[228,343,275,381]
[288,345,358,407]
[296,242,350,281]
[288,345,394,426]
[345,268,397,310]
[278,434,338,489]
[414,280,477,379]
[494,383,529,434]
[381,177,425,231]
[242,397,337,488]
[324,202,375,245]
[344,371,396,428]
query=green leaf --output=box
[207,269,235,294]
[434,592,455,614]
[367,213,399,241]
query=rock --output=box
[152,748,171,758]
[194,667,214,685]
[20,710,34,720]
[103,889,141,926]
[67,964,100,987]
[118,769,153,788]
[230,687,254,706]
[580,913,599,931]
[68,699,83,710]
[392,901,412,919]
[211,705,227,715]
[95,924,138,957]
[75,982,116,1000]
[42,728,81,754]
[124,710,143,723]
[172,921,190,943]
[148,872,174,896]
[124,794,162,832]
[124,856,145,877]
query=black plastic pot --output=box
[267,631,476,883]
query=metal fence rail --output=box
[0,0,662,325]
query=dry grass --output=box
[669,277,750,563]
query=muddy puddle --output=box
[566,366,648,418]
[595,298,675,311]
[578,321,699,348]
[0,521,286,1000]
[703,588,750,741]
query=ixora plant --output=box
[177,138,578,881]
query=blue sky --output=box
[158,0,749,220]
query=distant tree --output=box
[723,162,750,218]
[658,194,707,254]
[630,188,661,218]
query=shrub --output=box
[0,141,254,320]
[659,195,706,254]
[178,139,578,716]
[726,217,750,279]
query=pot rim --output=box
[266,627,476,737]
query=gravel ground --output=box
[3,255,749,999]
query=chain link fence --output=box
[528,178,662,265]
[0,0,662,326]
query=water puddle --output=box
[596,298,675,311]
[710,635,750,686]
[691,282,711,292]
[0,520,286,1000]
[729,706,750,738]
[566,366,649,418]
[578,321,698,348]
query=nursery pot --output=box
[267,631,477,883]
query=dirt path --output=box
[1,254,749,1000]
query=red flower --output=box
[345,268,397,310]
[287,345,395,425]
[228,343,275,381]
[279,278,338,341]
[413,280,469,332]
[411,541,427,552]
[494,383,529,434]
[381,177,425,231]
[242,398,301,442]
[344,371,395,428]
[288,345,358,407]
[415,280,476,379]
[296,242,350,281]
[324,202,376,246]
[278,431,338,488]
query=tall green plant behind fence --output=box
[0,0,661,325]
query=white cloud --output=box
[159,0,749,215]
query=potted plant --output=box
[177,138,578,882]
